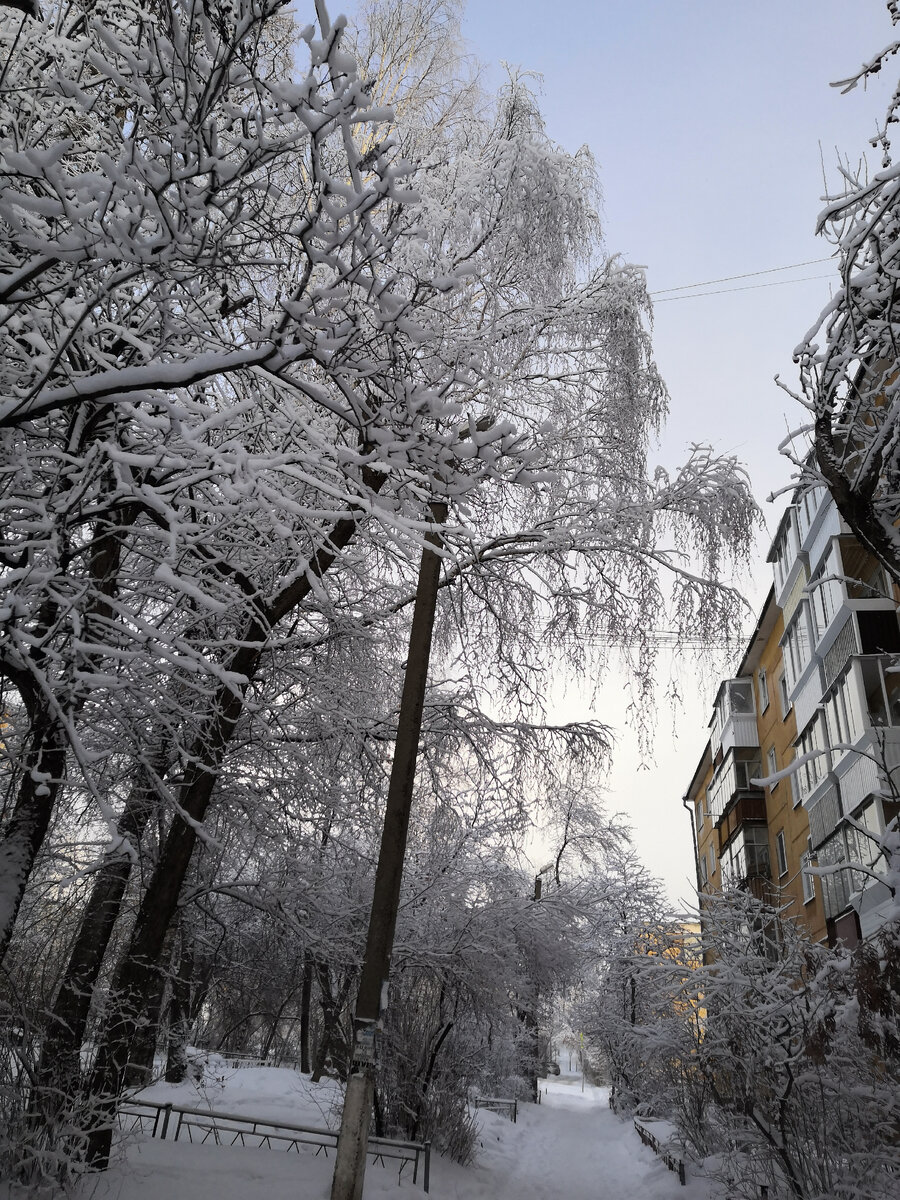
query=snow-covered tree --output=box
[789,2,900,582]
[0,0,759,1181]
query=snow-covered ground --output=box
[76,1067,714,1200]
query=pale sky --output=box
[457,0,894,904]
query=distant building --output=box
[685,486,900,948]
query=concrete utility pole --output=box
[330,502,448,1200]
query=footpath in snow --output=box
[455,1073,711,1200]
[83,1067,713,1200]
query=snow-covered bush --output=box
[588,885,900,1200]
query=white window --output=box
[798,488,822,541]
[825,672,858,749]
[772,515,799,594]
[775,830,788,878]
[796,716,827,801]
[782,604,812,691]
[802,839,816,903]
[809,545,842,641]
[767,747,777,789]
[698,850,708,889]
[758,668,769,713]
[777,671,790,717]
[695,798,705,834]
[708,844,715,881]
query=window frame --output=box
[802,839,816,903]
[758,668,769,713]
[775,830,788,878]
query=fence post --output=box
[679,1160,685,1186]
[160,1103,173,1140]
[423,1141,431,1194]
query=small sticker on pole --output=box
[352,1023,378,1064]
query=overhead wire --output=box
[652,272,835,302]
[652,255,835,302]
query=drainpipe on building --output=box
[682,794,703,897]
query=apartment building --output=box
[685,485,900,948]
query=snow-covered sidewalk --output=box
[79,1068,712,1200]
[450,1073,711,1200]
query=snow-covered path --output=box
[449,1073,711,1200]
[80,1068,713,1200]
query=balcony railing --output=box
[708,756,764,827]
[835,726,900,816]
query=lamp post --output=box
[330,501,447,1200]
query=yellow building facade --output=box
[685,486,900,948]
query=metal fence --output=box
[633,1118,685,1186]
[471,1096,518,1123]
[117,1099,431,1190]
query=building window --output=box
[767,747,778,789]
[775,830,788,878]
[698,851,708,890]
[825,670,859,750]
[708,844,715,881]
[796,716,827,802]
[721,825,770,886]
[758,668,769,713]
[782,604,812,692]
[695,798,704,834]
[809,544,842,642]
[816,808,883,920]
[777,670,790,718]
[802,839,816,903]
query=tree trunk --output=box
[300,953,313,1074]
[34,744,168,1107]
[124,926,174,1087]
[0,709,67,965]
[410,1020,453,1142]
[165,926,195,1083]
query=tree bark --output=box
[165,924,195,1083]
[34,744,169,1106]
[300,952,313,1074]
[0,708,67,964]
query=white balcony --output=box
[834,726,900,815]
[791,660,823,737]
[720,712,759,756]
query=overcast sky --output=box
[336,1,896,903]
[455,1,895,904]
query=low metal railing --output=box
[633,1118,685,1186]
[117,1099,431,1190]
[471,1095,518,1123]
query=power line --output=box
[652,272,834,303]
[649,256,834,297]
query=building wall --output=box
[753,609,827,942]
[686,488,900,948]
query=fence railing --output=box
[633,1118,685,1186]
[471,1095,518,1123]
[117,1099,430,1190]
